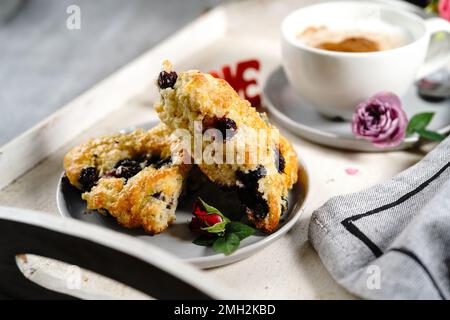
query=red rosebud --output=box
[192,200,207,216]
[203,214,223,226]
[190,199,225,234]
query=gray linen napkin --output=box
[309,137,450,300]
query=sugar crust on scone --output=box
[64,123,191,234]
[155,66,298,233]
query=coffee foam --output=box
[297,20,411,51]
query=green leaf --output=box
[213,233,240,255]
[192,236,215,247]
[407,112,435,135]
[416,129,446,142]
[226,222,256,240]
[201,221,228,234]
[199,198,230,223]
[199,198,221,214]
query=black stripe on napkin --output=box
[341,161,450,257]
[339,161,449,299]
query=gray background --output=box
[0,0,221,146]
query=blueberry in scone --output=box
[155,62,298,233]
[63,123,191,234]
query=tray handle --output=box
[0,209,223,300]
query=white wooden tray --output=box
[0,0,437,299]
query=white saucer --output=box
[264,67,450,152]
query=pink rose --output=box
[439,0,450,21]
[352,92,408,148]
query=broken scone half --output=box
[64,123,191,234]
[155,62,298,233]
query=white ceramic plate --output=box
[56,122,310,269]
[264,67,450,152]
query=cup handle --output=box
[416,17,450,80]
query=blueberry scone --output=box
[63,123,191,234]
[155,62,298,233]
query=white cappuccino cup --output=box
[281,1,450,119]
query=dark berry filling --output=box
[151,192,166,202]
[113,159,142,180]
[214,116,237,140]
[79,167,99,192]
[202,116,237,140]
[106,154,171,181]
[145,154,172,169]
[236,165,266,188]
[274,148,286,173]
[150,192,173,209]
[158,71,178,89]
[239,190,269,219]
[236,166,269,219]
